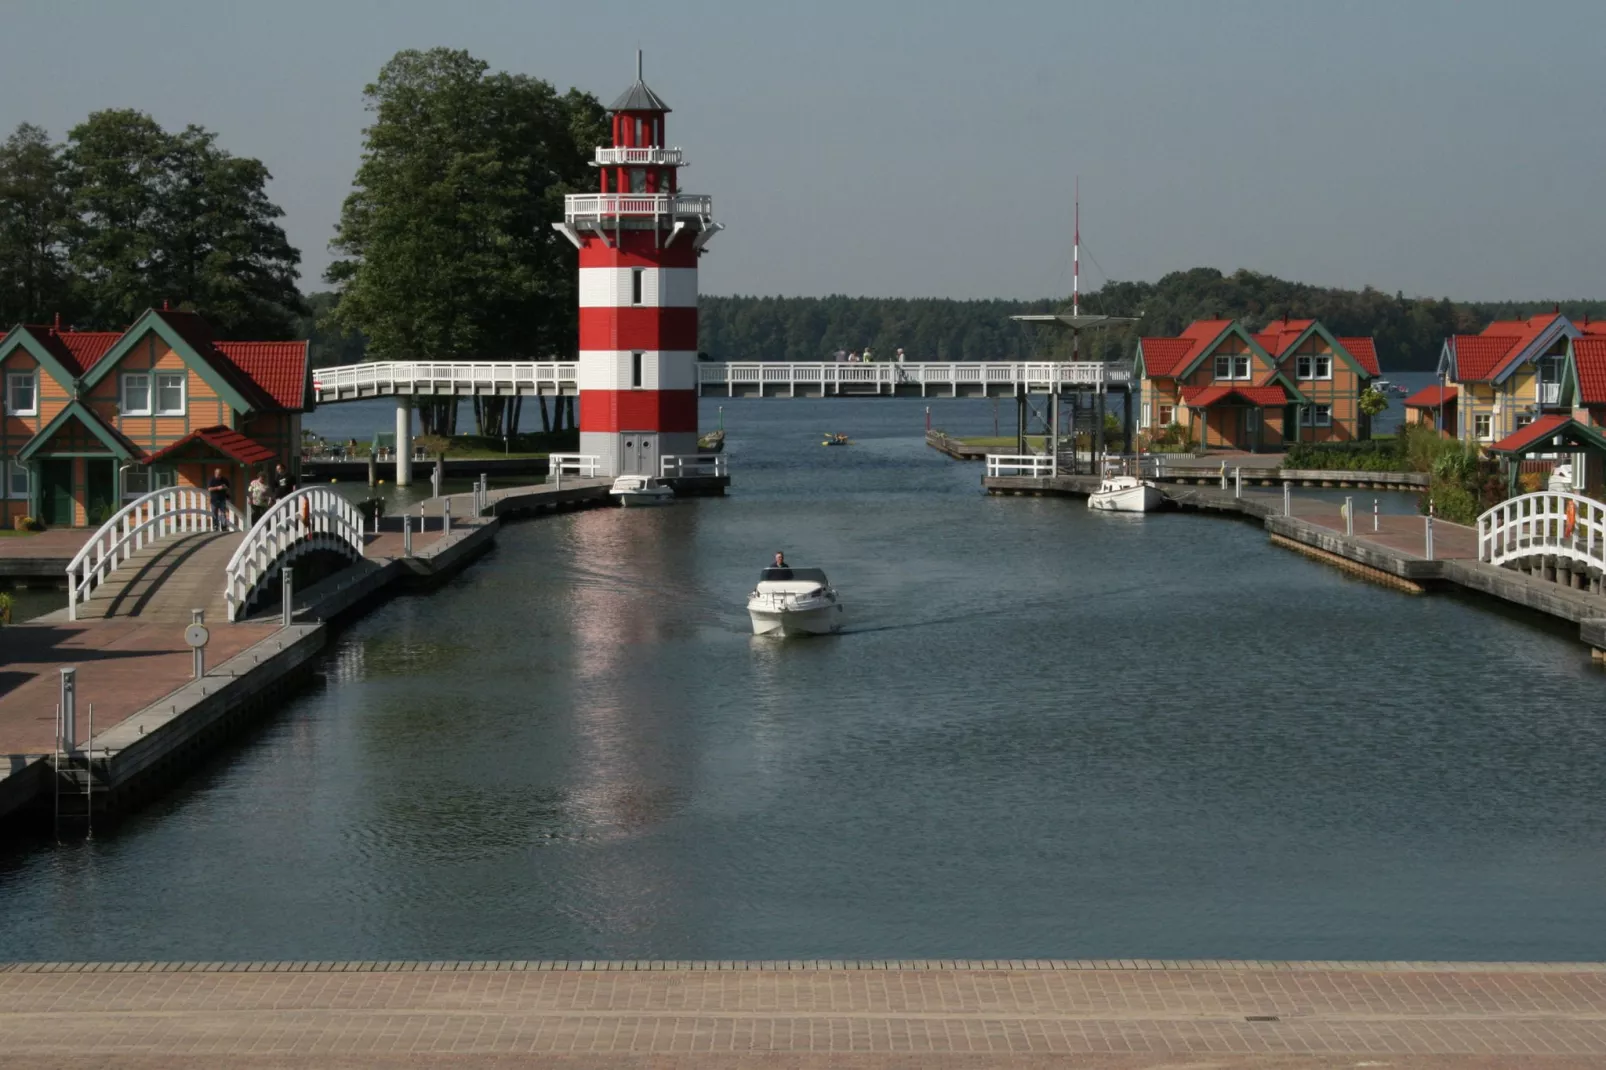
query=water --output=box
[3,395,1605,963]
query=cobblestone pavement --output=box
[2,961,1605,1067]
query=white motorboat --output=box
[1087,474,1164,513]
[609,475,675,506]
[747,566,845,637]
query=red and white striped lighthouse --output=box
[554,53,722,478]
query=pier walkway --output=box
[1,959,1605,1066]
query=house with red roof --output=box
[0,310,309,529]
[1438,312,1580,447]
[1133,317,1378,452]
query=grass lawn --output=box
[956,435,1050,448]
[0,528,38,537]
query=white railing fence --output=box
[564,193,714,223]
[699,362,1121,393]
[1478,491,1606,569]
[986,454,1055,478]
[66,488,246,621]
[225,486,366,622]
[593,146,684,166]
[312,361,577,401]
[549,454,602,478]
[661,454,728,478]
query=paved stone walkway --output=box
[2,961,1605,1066]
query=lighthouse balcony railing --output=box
[564,193,714,225]
[594,146,684,166]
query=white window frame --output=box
[1213,355,1252,381]
[121,373,152,416]
[122,464,177,499]
[4,460,30,500]
[1296,355,1312,380]
[1308,403,1332,428]
[5,371,37,416]
[1313,355,1332,380]
[1141,401,1151,428]
[154,371,186,416]
[1157,403,1175,426]
[1473,413,1492,440]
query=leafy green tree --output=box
[61,109,304,336]
[0,123,71,325]
[326,48,605,434]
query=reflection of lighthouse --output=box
[554,53,722,479]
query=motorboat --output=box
[822,434,851,446]
[1088,474,1164,513]
[747,566,845,637]
[609,475,675,506]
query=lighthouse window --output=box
[631,269,644,305]
[631,351,644,388]
[629,168,647,193]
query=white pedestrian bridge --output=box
[311,361,1131,405]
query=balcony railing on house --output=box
[1538,381,1563,406]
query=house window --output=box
[1515,413,1534,429]
[1474,413,1492,440]
[1295,355,1333,380]
[1141,402,1151,428]
[631,351,644,389]
[1307,404,1332,427]
[3,460,29,499]
[155,372,185,415]
[1213,355,1251,380]
[631,269,644,306]
[122,465,177,499]
[122,373,151,415]
[5,371,36,416]
[1157,404,1175,426]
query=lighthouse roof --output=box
[610,79,671,113]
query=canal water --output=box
[5,390,1606,962]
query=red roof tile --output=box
[1450,334,1521,381]
[215,342,308,411]
[1577,319,1606,336]
[1573,337,1606,406]
[145,425,279,466]
[1337,337,1380,376]
[1402,384,1457,408]
[1253,319,1315,358]
[1180,384,1287,407]
[1487,413,1572,455]
[1479,313,1568,380]
[57,330,121,374]
[1139,320,1234,378]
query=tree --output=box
[326,48,605,435]
[61,109,304,336]
[0,123,71,325]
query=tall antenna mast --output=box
[636,49,643,81]
[1072,177,1080,359]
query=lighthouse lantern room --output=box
[554,53,722,478]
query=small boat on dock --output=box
[1088,474,1164,513]
[609,475,675,506]
[747,566,844,637]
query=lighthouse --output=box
[554,53,722,478]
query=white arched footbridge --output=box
[1478,491,1606,571]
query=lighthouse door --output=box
[621,433,658,476]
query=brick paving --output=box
[0,618,278,753]
[0,962,1604,1066]
[0,527,85,562]
[1291,498,1480,560]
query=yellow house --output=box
[1440,312,1578,447]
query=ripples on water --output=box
[3,395,1606,963]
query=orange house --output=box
[0,310,309,529]
[1133,318,1378,452]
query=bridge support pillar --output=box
[396,397,413,487]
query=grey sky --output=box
[4,0,1602,302]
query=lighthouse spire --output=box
[1072,176,1080,319]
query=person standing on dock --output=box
[206,468,233,531]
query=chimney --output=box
[51,312,60,335]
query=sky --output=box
[3,0,1603,303]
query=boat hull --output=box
[748,603,845,637]
[1088,483,1165,512]
[613,490,674,507]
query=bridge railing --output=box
[661,454,727,478]
[225,486,365,622]
[66,488,246,622]
[549,454,602,478]
[312,361,577,400]
[698,362,1113,392]
[986,454,1056,478]
[1478,490,1606,569]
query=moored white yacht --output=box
[747,566,844,637]
[1087,474,1164,513]
[609,475,675,506]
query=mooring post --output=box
[1344,495,1354,536]
[403,513,413,557]
[1234,467,1242,499]
[191,609,205,679]
[367,450,377,488]
[1373,499,1380,532]
[59,667,76,753]
[1425,513,1435,560]
[432,456,443,498]
[1219,462,1227,491]
[281,567,293,627]
[443,498,452,535]
[1283,481,1291,516]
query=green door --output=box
[40,459,74,526]
[1283,404,1299,444]
[85,459,116,526]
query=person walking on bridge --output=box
[271,462,295,505]
[206,468,233,532]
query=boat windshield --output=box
[759,567,829,583]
